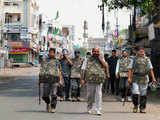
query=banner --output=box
[9,48,29,54]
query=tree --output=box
[104,0,152,12]
[104,0,153,42]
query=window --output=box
[4,2,10,6]
[13,2,19,6]
[5,13,12,23]
[5,13,21,23]
[4,2,19,6]
[17,15,21,22]
[7,33,20,41]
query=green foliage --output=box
[119,29,128,35]
[104,0,153,16]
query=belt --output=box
[134,73,147,76]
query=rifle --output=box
[38,81,41,105]
[123,83,131,106]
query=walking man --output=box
[116,50,132,102]
[103,53,110,94]
[108,50,119,95]
[81,48,109,115]
[60,49,73,101]
[128,47,156,113]
[39,48,63,113]
[70,50,83,101]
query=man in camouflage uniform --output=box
[70,50,83,101]
[116,50,132,102]
[128,47,156,113]
[81,48,109,115]
[39,48,63,113]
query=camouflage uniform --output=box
[70,58,83,100]
[129,56,153,111]
[117,56,131,98]
[82,56,106,111]
[39,57,61,109]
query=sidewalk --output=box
[0,67,39,80]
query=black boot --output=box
[42,97,51,112]
[132,94,139,113]
[50,96,57,113]
[140,96,147,113]
[42,97,50,104]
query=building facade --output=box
[88,37,107,54]
[62,25,75,54]
[0,0,39,64]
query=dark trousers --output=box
[107,79,111,93]
[115,78,120,95]
[110,75,116,94]
[64,77,71,99]
[120,77,131,98]
[132,94,147,109]
[71,78,81,98]
[57,85,65,97]
[42,83,58,109]
[110,75,119,95]
[102,78,109,93]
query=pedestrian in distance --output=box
[107,50,119,95]
[128,47,157,113]
[70,50,83,102]
[116,50,132,102]
[103,53,110,94]
[39,48,63,113]
[81,48,110,116]
[60,49,73,101]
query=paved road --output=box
[0,68,160,120]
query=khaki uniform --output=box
[129,56,153,110]
[70,58,83,99]
[39,57,61,109]
[82,56,106,111]
[117,56,131,98]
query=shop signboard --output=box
[8,41,30,48]
[9,48,29,54]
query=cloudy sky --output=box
[39,0,131,38]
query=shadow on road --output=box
[103,111,131,114]
[16,110,47,113]
[57,112,88,115]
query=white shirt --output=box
[81,56,88,70]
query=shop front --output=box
[9,48,29,63]
[0,48,7,69]
[8,42,30,63]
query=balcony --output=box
[5,13,21,24]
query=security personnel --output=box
[116,50,132,102]
[70,50,83,101]
[128,47,156,113]
[39,48,63,113]
[81,48,109,115]
[60,49,73,101]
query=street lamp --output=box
[98,0,105,33]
